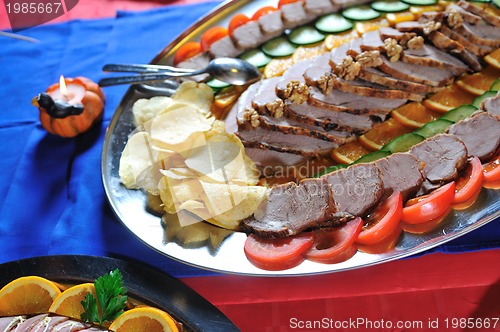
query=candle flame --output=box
[59,75,68,96]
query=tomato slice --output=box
[356,192,403,246]
[357,224,402,254]
[401,182,455,224]
[252,6,278,20]
[305,217,362,264]
[200,26,229,52]
[402,206,452,234]
[244,233,314,271]
[173,41,202,66]
[278,0,300,8]
[483,154,500,183]
[228,13,251,36]
[452,156,483,208]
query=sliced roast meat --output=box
[323,163,384,217]
[258,9,285,39]
[242,178,341,238]
[402,44,469,75]
[0,316,25,331]
[245,147,307,167]
[374,153,425,201]
[455,21,500,48]
[332,0,371,8]
[481,91,500,119]
[360,30,385,52]
[231,20,265,50]
[208,35,242,58]
[53,319,95,332]
[309,86,407,114]
[445,3,483,25]
[447,112,500,162]
[276,59,314,99]
[281,1,317,29]
[176,52,210,82]
[225,81,261,134]
[304,52,334,86]
[439,24,492,57]
[304,0,340,15]
[329,41,357,67]
[15,314,48,332]
[378,54,455,87]
[358,67,441,94]
[409,134,468,187]
[457,0,500,27]
[251,77,283,114]
[31,316,69,332]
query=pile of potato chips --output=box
[119,82,267,230]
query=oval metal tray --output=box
[101,0,500,276]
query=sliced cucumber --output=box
[342,6,381,21]
[371,1,410,12]
[353,150,391,164]
[315,13,354,34]
[413,119,454,138]
[262,36,297,57]
[472,90,498,108]
[401,0,437,5]
[493,0,500,8]
[240,49,272,68]
[206,78,230,90]
[440,104,478,123]
[288,26,326,45]
[380,133,425,153]
[490,78,500,92]
[470,0,490,2]
[314,164,348,177]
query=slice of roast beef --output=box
[323,163,384,217]
[304,52,334,87]
[374,153,425,201]
[258,9,286,39]
[224,81,261,134]
[281,1,317,29]
[14,314,48,332]
[231,20,265,50]
[308,86,407,114]
[304,0,340,15]
[447,112,500,162]
[251,77,283,114]
[455,21,500,48]
[276,59,314,99]
[360,30,385,52]
[378,54,455,87]
[481,91,500,119]
[457,0,500,27]
[244,147,307,167]
[402,44,469,75]
[358,67,441,94]
[208,35,242,58]
[176,52,210,82]
[0,316,24,331]
[445,3,483,25]
[30,316,69,332]
[439,24,492,57]
[242,178,341,238]
[53,319,98,332]
[409,134,468,186]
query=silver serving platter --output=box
[101,0,500,276]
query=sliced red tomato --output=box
[252,6,278,20]
[278,0,300,8]
[357,224,402,254]
[200,26,229,52]
[173,41,202,66]
[483,154,500,183]
[228,14,251,36]
[305,217,362,264]
[402,206,452,234]
[401,182,455,224]
[356,192,403,246]
[244,232,314,271]
[452,156,483,209]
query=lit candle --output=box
[34,75,85,118]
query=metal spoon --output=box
[98,57,261,87]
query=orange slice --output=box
[109,307,179,332]
[410,5,444,17]
[355,18,389,35]
[423,85,477,113]
[48,283,96,320]
[359,118,413,151]
[324,30,359,50]
[331,141,371,164]
[264,57,293,78]
[0,276,62,316]
[484,49,500,71]
[456,66,500,96]
[292,43,327,63]
[386,12,416,26]
[391,102,442,129]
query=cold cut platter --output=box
[102,0,500,275]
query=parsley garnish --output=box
[81,269,128,327]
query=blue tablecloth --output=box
[0,3,498,279]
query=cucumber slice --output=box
[206,78,230,90]
[315,13,354,33]
[371,1,410,12]
[288,26,326,45]
[493,0,500,8]
[314,164,348,177]
[401,0,437,5]
[380,133,425,153]
[472,90,498,108]
[413,119,454,138]
[490,78,500,92]
[439,104,478,123]
[342,6,381,21]
[471,0,490,2]
[240,49,272,68]
[262,36,297,57]
[353,150,391,164]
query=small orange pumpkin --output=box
[33,76,105,138]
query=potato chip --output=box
[172,81,214,116]
[132,96,173,126]
[119,132,157,188]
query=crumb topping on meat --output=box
[384,38,403,62]
[447,10,463,29]
[399,32,417,47]
[407,36,424,49]
[317,74,334,94]
[282,80,310,105]
[423,21,442,35]
[356,50,383,68]
[266,99,285,118]
[336,56,361,80]
[243,108,260,128]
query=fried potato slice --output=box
[119,132,158,188]
[132,96,173,126]
[172,81,214,116]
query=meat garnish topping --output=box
[243,108,260,128]
[282,80,310,105]
[423,21,442,35]
[406,36,424,50]
[317,74,334,94]
[335,55,361,80]
[355,50,383,68]
[384,38,403,62]
[266,99,285,118]
[447,10,464,29]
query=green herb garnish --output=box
[81,268,128,327]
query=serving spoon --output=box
[98,57,261,87]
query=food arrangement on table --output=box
[103,0,500,275]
